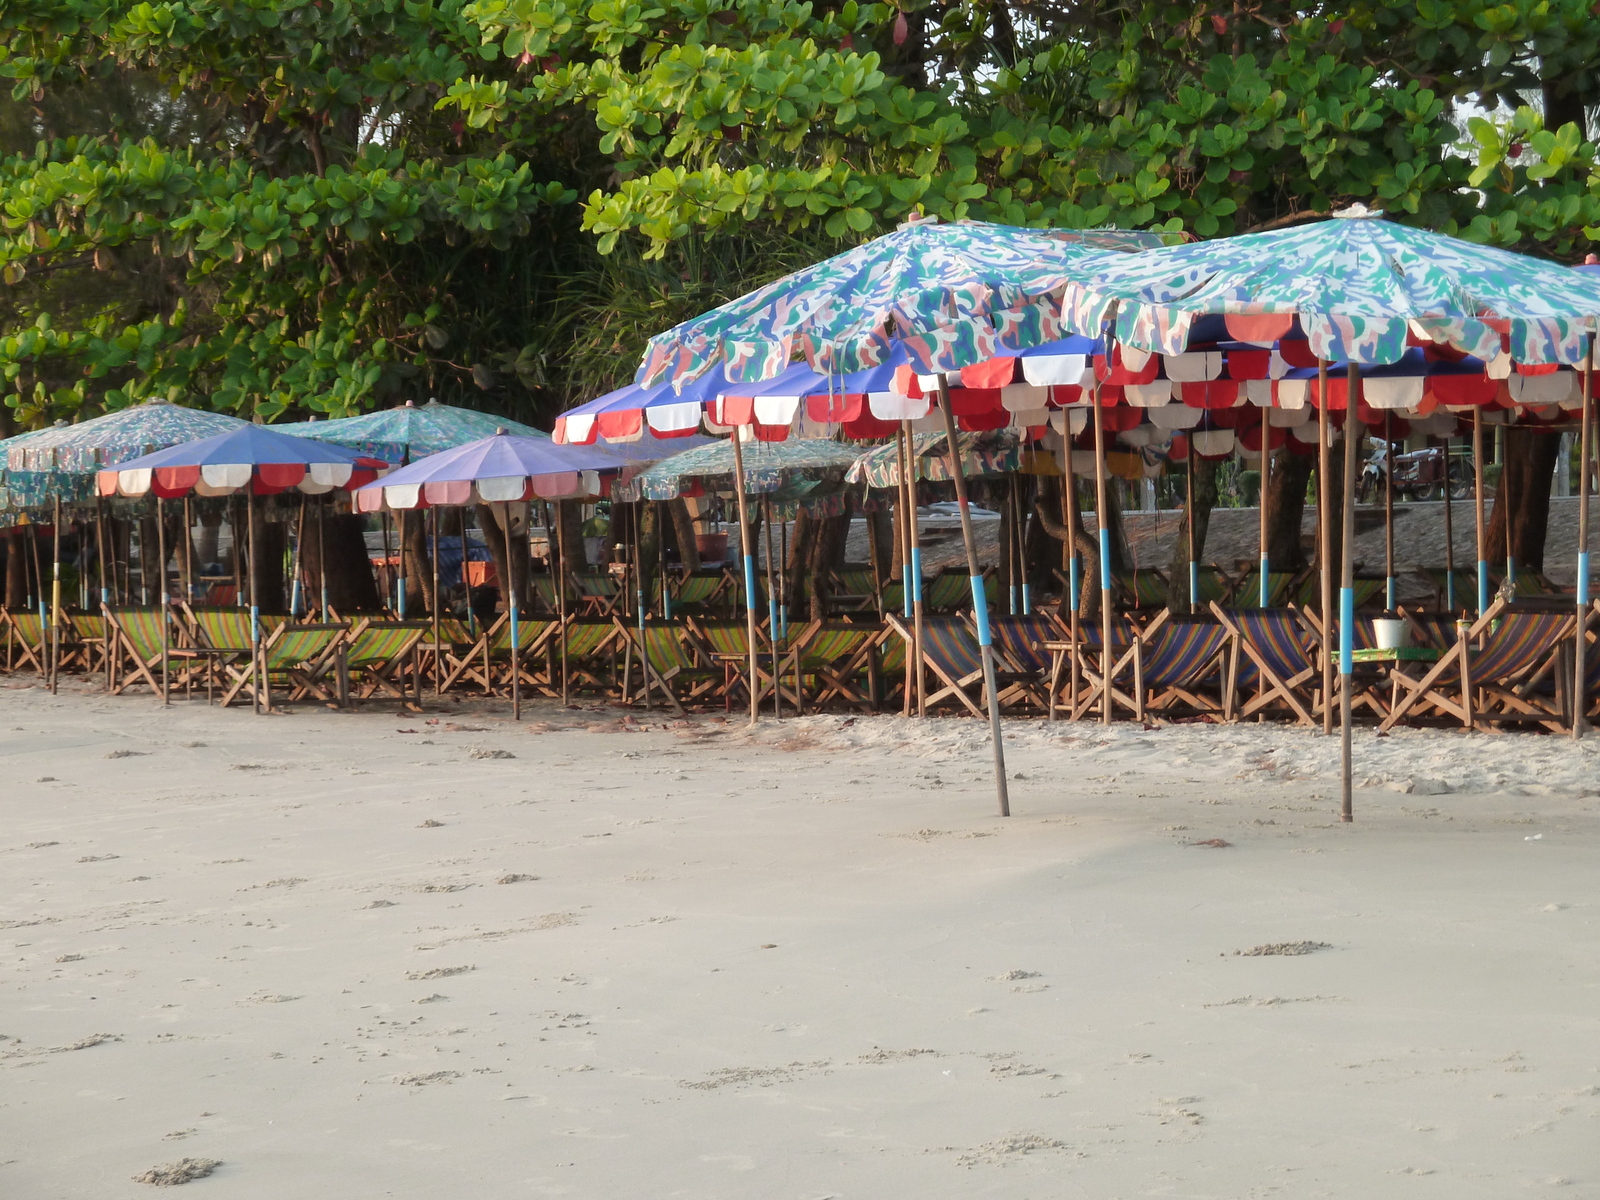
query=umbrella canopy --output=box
[629,437,863,500]
[96,425,381,499]
[637,219,1169,388]
[554,370,733,444]
[277,398,549,461]
[354,432,629,510]
[8,399,251,473]
[1074,210,1600,364]
[848,430,1025,489]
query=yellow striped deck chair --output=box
[613,618,719,714]
[341,619,430,707]
[63,610,107,675]
[791,621,881,712]
[572,572,621,616]
[558,617,621,693]
[3,608,47,675]
[103,606,171,698]
[221,622,346,710]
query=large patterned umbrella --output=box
[1074,210,1600,363]
[847,430,1023,490]
[278,398,548,462]
[639,219,1166,389]
[7,399,250,472]
[628,437,862,501]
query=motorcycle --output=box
[1358,440,1473,503]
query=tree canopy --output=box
[2,0,1599,433]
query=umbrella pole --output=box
[431,506,441,698]
[1318,362,1334,735]
[1443,436,1457,610]
[50,496,61,694]
[905,422,926,716]
[289,495,307,618]
[1575,334,1594,740]
[231,497,242,609]
[1259,404,1271,607]
[556,499,569,707]
[763,494,781,717]
[729,430,761,727]
[1064,423,1081,712]
[380,508,393,614]
[317,497,328,619]
[1384,412,1395,611]
[1473,407,1489,615]
[935,380,1010,817]
[248,487,261,715]
[1340,365,1359,824]
[1185,444,1197,611]
[1091,376,1113,727]
[183,497,194,611]
[1500,425,1514,587]
[156,495,169,705]
[397,509,408,619]
[96,497,111,688]
[502,501,520,722]
[896,425,915,715]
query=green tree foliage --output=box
[2,0,1599,433]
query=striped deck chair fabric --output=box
[1211,605,1317,725]
[991,614,1065,711]
[923,570,974,613]
[556,618,620,694]
[1383,607,1573,731]
[792,622,881,712]
[3,608,47,674]
[200,582,237,606]
[1114,568,1169,610]
[1131,618,1230,720]
[221,623,346,709]
[529,575,561,613]
[618,619,719,714]
[341,620,429,707]
[1231,570,1295,609]
[572,572,620,615]
[893,614,1030,717]
[104,606,171,697]
[672,569,729,609]
[63,610,107,674]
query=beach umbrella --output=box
[99,425,381,714]
[625,222,1167,802]
[279,398,549,460]
[847,430,1025,488]
[354,431,629,717]
[1074,209,1600,815]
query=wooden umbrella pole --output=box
[1340,364,1360,823]
[556,498,570,707]
[1091,374,1114,727]
[1575,333,1594,740]
[288,494,308,618]
[1384,411,1396,611]
[905,422,926,716]
[96,495,109,606]
[1063,419,1081,711]
[247,487,261,715]
[380,508,393,614]
[231,496,243,609]
[935,380,1010,817]
[1473,407,1489,614]
[896,424,915,715]
[762,495,781,717]
[431,506,442,697]
[156,495,169,705]
[1258,403,1271,607]
[182,497,194,611]
[502,501,521,721]
[316,497,328,618]
[729,430,761,727]
[1501,424,1514,586]
[1317,361,1334,735]
[1443,435,1457,610]
[396,508,408,619]
[49,496,62,694]
[1185,445,1197,611]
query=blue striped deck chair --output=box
[1041,611,1141,721]
[3,607,47,675]
[991,613,1067,712]
[886,614,1032,717]
[1088,613,1229,722]
[1210,604,1317,725]
[1382,602,1574,731]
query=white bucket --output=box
[1373,618,1408,650]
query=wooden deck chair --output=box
[788,621,881,712]
[886,614,1032,717]
[1113,568,1170,610]
[441,612,561,695]
[671,569,732,611]
[922,568,976,613]
[62,610,107,675]
[685,617,761,710]
[614,618,722,714]
[1210,604,1318,726]
[1129,615,1231,721]
[420,614,476,691]
[1412,567,1473,611]
[102,606,171,698]
[1042,612,1142,720]
[827,567,878,614]
[1399,609,1462,651]
[220,622,347,710]
[199,581,237,606]
[176,606,286,700]
[1229,568,1296,609]
[571,572,621,616]
[550,617,620,695]
[1381,602,1575,732]
[990,613,1068,711]
[340,619,431,708]
[873,624,907,709]
[2,607,47,675]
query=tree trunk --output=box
[636,501,660,615]
[1266,450,1314,572]
[1166,457,1220,610]
[807,513,849,620]
[477,502,531,613]
[867,507,894,585]
[1034,498,1102,621]
[303,510,381,613]
[787,509,817,612]
[399,509,432,615]
[2,532,24,608]
[250,510,287,614]
[667,499,701,572]
[1486,426,1563,573]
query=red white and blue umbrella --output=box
[96,424,385,498]
[353,432,629,511]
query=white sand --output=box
[4,682,1598,1196]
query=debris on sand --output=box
[1189,838,1232,848]
[1234,941,1332,957]
[469,748,515,760]
[133,1157,220,1186]
[406,965,473,980]
[496,873,537,884]
[417,819,445,828]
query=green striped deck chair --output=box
[3,608,47,674]
[685,617,763,709]
[791,621,882,712]
[880,580,907,612]
[443,613,560,695]
[671,569,730,610]
[614,618,720,714]
[63,610,107,675]
[1383,603,1574,732]
[1210,605,1317,726]
[923,569,974,613]
[422,614,476,692]
[1230,569,1295,609]
[178,606,288,700]
[1195,566,1232,605]
[572,572,621,616]
[827,567,878,615]
[103,606,171,697]
[1113,568,1169,610]
[221,622,346,709]
[341,619,430,707]
[557,617,622,694]
[529,575,561,614]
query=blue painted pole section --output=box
[1385,575,1395,611]
[1580,551,1591,607]
[662,572,671,620]
[1098,528,1111,591]
[1259,553,1269,608]
[1021,583,1032,616]
[1339,586,1354,675]
[1070,557,1081,610]
[289,577,301,617]
[509,599,518,662]
[249,605,259,647]
[1188,560,1199,608]
[1445,570,1455,611]
[1477,559,1490,614]
[969,575,992,647]
[1009,584,1018,616]
[742,554,757,616]
[910,548,923,607]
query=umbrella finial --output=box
[404,399,415,407]
[1332,203,1383,220]
[898,211,941,229]
[496,425,510,435]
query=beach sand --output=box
[3,681,1597,1196]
